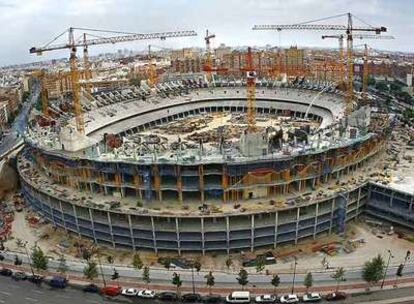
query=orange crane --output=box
[241,47,257,132]
[322,34,394,90]
[203,29,216,83]
[30,27,197,133]
[252,13,387,115]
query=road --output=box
[0,84,39,158]
[1,275,414,304]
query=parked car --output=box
[121,288,139,296]
[158,292,179,301]
[83,284,100,293]
[11,271,27,281]
[255,294,276,303]
[279,294,299,303]
[302,293,322,302]
[101,286,121,297]
[182,293,202,303]
[0,268,13,276]
[137,289,156,298]
[49,276,68,288]
[326,292,347,301]
[226,291,251,303]
[28,274,43,285]
[203,294,222,303]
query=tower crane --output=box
[203,29,216,83]
[30,27,197,133]
[252,13,387,115]
[321,34,394,90]
[241,47,257,132]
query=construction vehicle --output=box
[30,27,197,133]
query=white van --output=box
[226,291,251,303]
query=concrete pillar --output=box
[58,200,68,232]
[274,212,278,249]
[176,217,181,256]
[313,203,319,239]
[410,196,413,211]
[128,214,136,251]
[72,205,81,238]
[226,216,230,254]
[201,218,205,255]
[356,187,362,218]
[88,208,97,243]
[329,198,335,234]
[389,191,394,208]
[295,207,300,245]
[251,214,255,252]
[107,212,116,248]
[150,216,157,254]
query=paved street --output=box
[0,84,38,158]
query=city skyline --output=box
[0,0,413,66]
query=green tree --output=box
[193,259,202,273]
[142,266,151,287]
[57,254,68,274]
[31,245,48,271]
[225,256,233,271]
[132,253,143,270]
[162,257,172,270]
[255,255,266,273]
[236,268,249,290]
[396,263,404,277]
[331,267,346,292]
[304,272,313,291]
[172,272,183,294]
[375,81,388,92]
[362,255,385,287]
[270,274,280,295]
[205,271,215,294]
[83,260,98,281]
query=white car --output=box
[279,294,299,303]
[121,288,139,296]
[137,289,156,298]
[302,292,322,302]
[255,294,276,303]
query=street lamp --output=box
[23,241,35,276]
[381,250,394,289]
[291,256,298,294]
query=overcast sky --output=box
[0,0,413,66]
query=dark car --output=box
[28,274,44,285]
[0,268,13,276]
[182,293,202,303]
[158,292,179,301]
[49,276,68,288]
[203,294,222,303]
[83,284,100,293]
[326,292,347,301]
[12,271,27,281]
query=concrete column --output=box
[88,208,97,243]
[107,212,116,248]
[176,217,181,256]
[389,191,394,208]
[251,214,255,252]
[58,200,68,232]
[410,196,413,211]
[47,196,56,227]
[329,198,335,234]
[72,205,81,237]
[226,216,230,254]
[128,214,136,251]
[313,203,319,239]
[150,216,157,254]
[295,207,300,245]
[201,218,205,256]
[274,212,278,249]
[356,187,362,218]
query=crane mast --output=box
[30,27,197,133]
[204,29,216,83]
[245,47,256,132]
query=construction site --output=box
[4,14,412,258]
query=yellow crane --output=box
[30,27,197,133]
[252,13,387,115]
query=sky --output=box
[0,0,413,66]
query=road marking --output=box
[0,300,5,303]
[0,291,10,296]
[32,290,43,294]
[24,297,38,302]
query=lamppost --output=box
[381,250,394,289]
[23,241,35,276]
[291,256,298,294]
